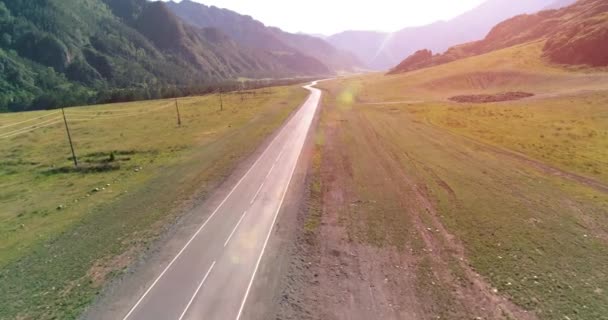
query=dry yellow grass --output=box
[312,42,608,319]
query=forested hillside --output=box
[0,0,329,112]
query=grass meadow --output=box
[0,86,308,319]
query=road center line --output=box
[275,144,288,164]
[177,261,216,320]
[235,84,320,320]
[251,144,288,205]
[265,162,277,180]
[251,182,265,205]
[120,92,296,320]
[235,137,303,320]
[224,210,248,247]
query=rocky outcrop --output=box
[543,19,608,66]
[388,49,433,74]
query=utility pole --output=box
[175,98,182,126]
[239,82,245,102]
[219,89,223,111]
[61,108,78,168]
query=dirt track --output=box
[275,96,543,320]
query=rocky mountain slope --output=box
[388,0,607,74]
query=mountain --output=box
[327,0,577,70]
[268,27,363,73]
[388,0,607,74]
[165,0,363,72]
[0,0,329,112]
[305,33,329,40]
[124,1,327,78]
[326,31,392,69]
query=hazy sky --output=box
[166,0,487,35]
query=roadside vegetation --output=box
[0,86,307,319]
[289,41,608,320]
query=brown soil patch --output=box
[276,98,537,320]
[88,246,140,288]
[449,92,535,103]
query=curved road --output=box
[114,82,321,320]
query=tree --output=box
[1,33,11,47]
[0,2,10,20]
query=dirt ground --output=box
[449,92,534,103]
[274,77,608,319]
[275,102,537,320]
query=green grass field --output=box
[312,41,608,319]
[0,86,308,319]
[412,92,608,184]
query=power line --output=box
[65,104,173,121]
[67,108,149,114]
[66,104,169,114]
[1,102,173,139]
[0,119,63,139]
[68,113,152,122]
[0,116,63,138]
[0,110,61,129]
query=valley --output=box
[0,0,607,319]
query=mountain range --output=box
[388,0,607,74]
[0,0,359,112]
[165,0,362,73]
[326,0,578,70]
[0,0,588,113]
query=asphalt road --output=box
[119,82,322,320]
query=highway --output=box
[117,81,321,320]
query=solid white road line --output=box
[121,83,316,320]
[224,211,249,247]
[235,102,314,319]
[121,107,292,320]
[177,261,217,320]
